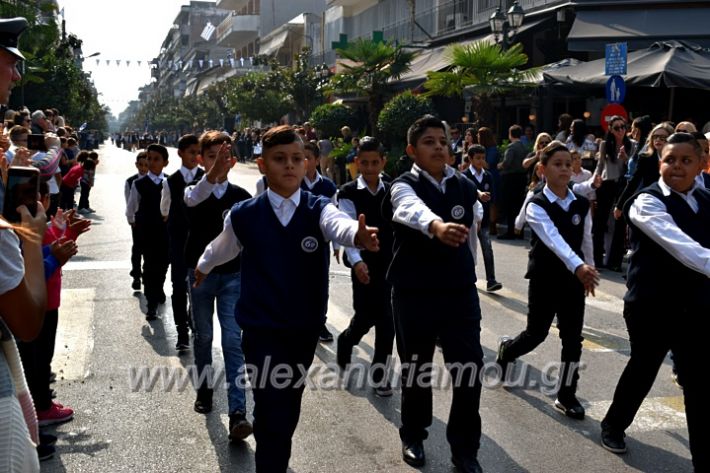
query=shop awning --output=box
[568,8,710,52]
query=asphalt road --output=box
[40,143,693,472]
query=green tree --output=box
[421,41,539,127]
[309,103,357,139]
[226,71,294,125]
[328,38,417,136]
[377,91,433,147]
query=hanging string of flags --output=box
[90,57,258,69]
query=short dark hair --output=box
[82,158,96,171]
[199,131,231,154]
[407,115,445,146]
[135,150,147,163]
[358,137,382,155]
[178,134,199,151]
[303,141,320,157]
[88,151,98,160]
[667,132,702,156]
[467,144,486,156]
[146,143,169,161]
[540,140,571,165]
[76,150,89,163]
[509,125,523,139]
[261,125,302,151]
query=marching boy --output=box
[125,151,148,290]
[195,126,379,472]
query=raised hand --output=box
[50,237,78,266]
[354,214,379,252]
[430,220,469,247]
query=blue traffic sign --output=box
[605,42,627,76]
[606,75,626,104]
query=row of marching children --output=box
[124,115,709,473]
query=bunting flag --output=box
[200,21,216,41]
[126,60,131,67]
[95,58,100,66]
[219,58,224,67]
[198,59,204,68]
[83,57,258,70]
[137,60,142,66]
[116,59,121,66]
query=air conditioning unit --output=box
[445,13,468,30]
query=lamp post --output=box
[489,1,525,51]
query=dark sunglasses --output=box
[612,125,626,131]
[651,135,668,142]
[538,141,551,146]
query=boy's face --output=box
[146,150,168,175]
[356,151,384,182]
[200,143,229,172]
[135,158,148,175]
[542,150,573,188]
[304,149,318,173]
[257,142,306,195]
[407,127,448,177]
[179,143,200,169]
[571,154,581,172]
[660,142,704,193]
[471,153,485,171]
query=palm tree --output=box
[422,41,539,127]
[329,38,417,136]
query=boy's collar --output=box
[411,163,455,181]
[356,174,385,193]
[658,177,701,197]
[266,187,300,207]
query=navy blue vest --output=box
[134,176,164,226]
[463,167,493,227]
[301,175,337,198]
[230,191,330,330]
[337,180,393,278]
[525,191,589,280]
[623,183,710,307]
[385,171,478,289]
[702,172,710,190]
[167,168,204,234]
[185,183,251,273]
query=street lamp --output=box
[489,1,525,50]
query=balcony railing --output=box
[216,12,260,48]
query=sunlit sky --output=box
[58,0,192,116]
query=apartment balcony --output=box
[216,12,259,49]
[216,0,250,11]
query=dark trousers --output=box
[500,173,527,236]
[168,230,190,336]
[78,181,91,210]
[137,222,169,308]
[130,225,143,280]
[339,275,394,384]
[17,309,59,411]
[59,185,75,210]
[501,276,585,395]
[593,179,626,268]
[48,193,59,218]
[241,327,320,473]
[392,286,483,457]
[602,302,708,472]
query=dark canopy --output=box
[543,41,710,90]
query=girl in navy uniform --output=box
[600,133,710,472]
[496,141,599,420]
[194,126,379,473]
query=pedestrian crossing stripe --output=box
[54,288,96,381]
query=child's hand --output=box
[354,214,379,252]
[575,264,600,297]
[68,215,91,236]
[479,191,491,203]
[193,269,207,288]
[430,220,468,247]
[613,207,622,220]
[0,133,9,152]
[592,174,602,189]
[50,237,78,265]
[353,262,370,284]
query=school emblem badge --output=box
[301,236,319,253]
[451,205,465,220]
[484,183,490,191]
[572,214,581,225]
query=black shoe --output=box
[49,371,56,383]
[451,453,483,473]
[495,336,514,384]
[132,278,141,290]
[554,396,585,420]
[175,333,190,352]
[319,325,334,342]
[486,281,503,292]
[194,387,213,414]
[37,442,55,461]
[601,427,627,454]
[228,411,253,442]
[39,431,58,446]
[336,333,352,370]
[497,233,516,240]
[374,382,393,398]
[145,307,158,321]
[402,440,425,467]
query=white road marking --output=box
[54,288,96,380]
[64,260,132,271]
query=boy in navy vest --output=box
[161,134,204,350]
[601,133,710,472]
[301,141,339,342]
[496,142,599,420]
[185,131,253,442]
[194,125,379,473]
[126,144,170,319]
[463,144,502,292]
[385,115,484,472]
[124,151,148,290]
[336,137,395,396]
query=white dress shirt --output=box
[302,172,323,190]
[184,175,229,207]
[526,185,594,274]
[160,166,200,217]
[390,164,482,262]
[126,172,165,224]
[197,188,360,275]
[628,178,710,277]
[338,175,386,266]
